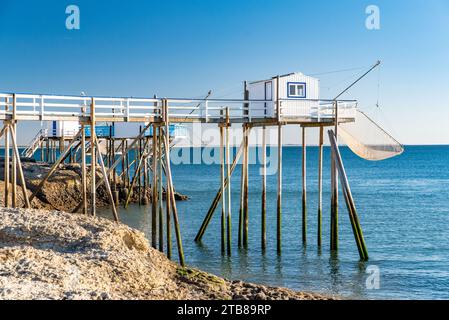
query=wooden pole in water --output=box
[317,126,323,247]
[238,125,245,248]
[225,107,232,256]
[121,139,126,189]
[9,124,31,209]
[151,124,158,248]
[261,125,267,251]
[220,119,226,254]
[302,126,307,244]
[331,101,339,251]
[328,130,368,260]
[45,138,50,163]
[194,134,247,242]
[163,99,185,267]
[243,124,249,248]
[81,124,88,215]
[90,98,96,216]
[277,123,282,254]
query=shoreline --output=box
[0,207,333,300]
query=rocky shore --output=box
[0,207,332,300]
[0,161,188,212]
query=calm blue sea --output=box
[32,145,449,299]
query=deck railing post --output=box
[125,98,130,122]
[40,96,45,121]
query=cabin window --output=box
[287,82,306,98]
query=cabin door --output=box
[264,81,272,117]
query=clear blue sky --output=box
[1,0,449,144]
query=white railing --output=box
[0,93,162,120]
[0,93,357,122]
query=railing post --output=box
[40,96,45,121]
[276,75,281,122]
[205,100,209,122]
[125,98,130,122]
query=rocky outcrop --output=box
[0,208,331,300]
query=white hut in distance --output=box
[247,72,320,119]
[45,120,80,137]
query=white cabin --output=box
[247,72,320,119]
[113,122,148,139]
[45,120,80,137]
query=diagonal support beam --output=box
[194,126,252,242]
[8,124,31,208]
[124,138,151,208]
[29,129,83,203]
[95,136,119,222]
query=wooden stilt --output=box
[163,100,185,266]
[8,124,31,209]
[317,126,323,247]
[331,101,339,251]
[220,123,226,254]
[165,128,172,259]
[225,108,232,256]
[11,124,17,208]
[261,125,267,251]
[94,136,119,222]
[29,130,83,203]
[90,98,96,216]
[138,130,142,205]
[277,124,282,254]
[152,125,158,248]
[40,140,44,162]
[124,138,150,208]
[158,127,164,252]
[45,138,50,163]
[243,124,249,248]
[328,130,368,260]
[4,122,10,207]
[302,126,307,244]
[238,126,246,248]
[194,131,248,242]
[81,124,88,214]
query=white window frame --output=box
[287,82,307,99]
